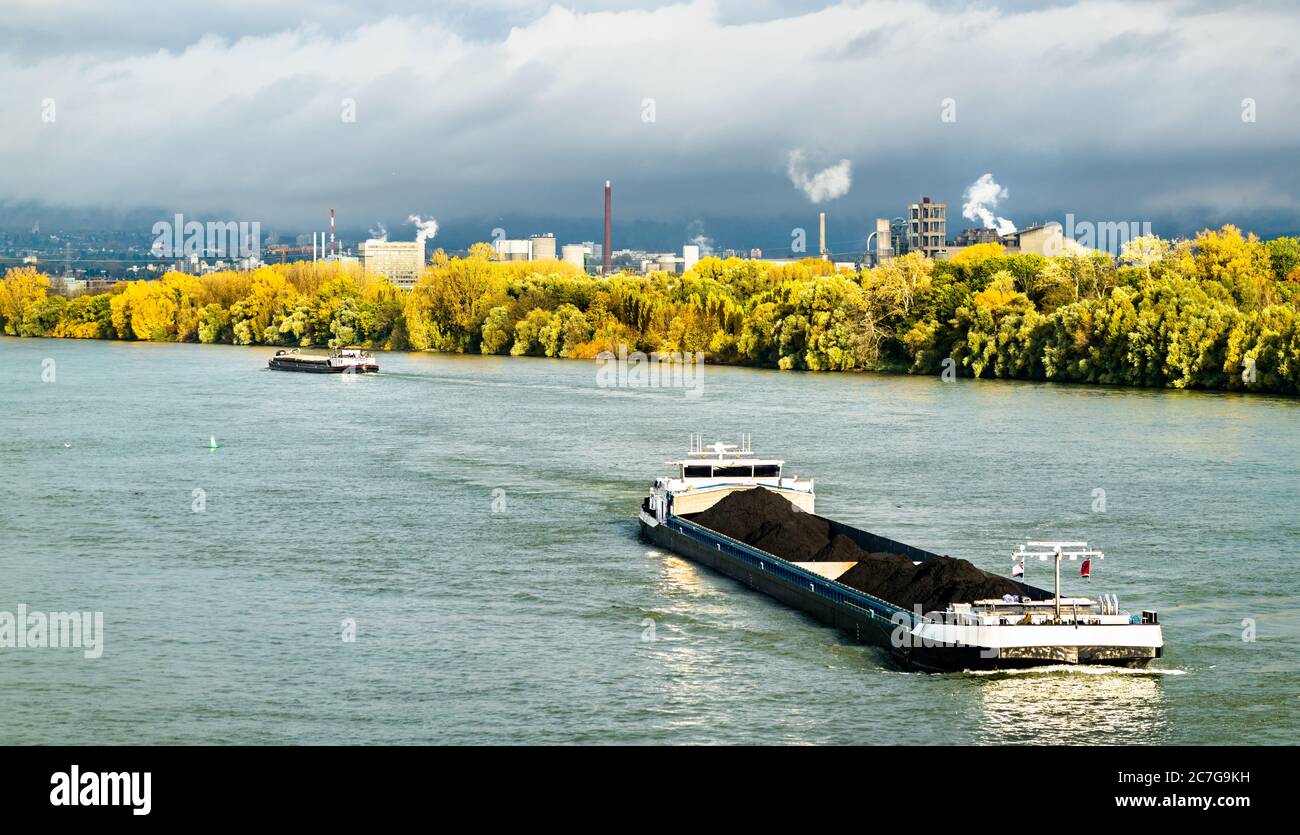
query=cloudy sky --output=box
[2,0,1298,250]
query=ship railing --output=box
[668,514,917,627]
[665,478,811,494]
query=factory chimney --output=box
[603,180,612,275]
[819,211,827,259]
[330,208,336,257]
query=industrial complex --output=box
[16,180,1070,289]
[264,178,1071,289]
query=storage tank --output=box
[561,244,586,270]
[874,218,893,264]
[494,239,531,261]
[682,244,700,272]
[530,234,557,261]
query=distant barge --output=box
[639,436,1164,672]
[268,348,378,374]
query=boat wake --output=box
[963,664,1185,678]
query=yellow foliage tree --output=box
[111,279,178,341]
[865,252,934,319]
[0,267,51,335]
[161,272,207,341]
[950,242,1005,269]
[1170,225,1275,309]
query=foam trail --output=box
[964,664,1185,677]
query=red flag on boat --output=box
[1081,558,1091,578]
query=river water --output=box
[1,336,1296,744]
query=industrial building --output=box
[632,245,708,275]
[864,194,1064,265]
[868,218,894,265]
[1001,224,1064,257]
[492,239,528,261]
[493,233,564,263]
[362,239,425,289]
[530,233,556,261]
[950,226,1004,248]
[938,223,1063,260]
[561,244,586,269]
[908,197,947,259]
[483,180,606,274]
[682,245,700,272]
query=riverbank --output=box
[6,325,1298,401]
[4,224,1298,395]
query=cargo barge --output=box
[639,437,1163,672]
[268,347,378,373]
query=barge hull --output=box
[641,516,1158,673]
[268,360,378,373]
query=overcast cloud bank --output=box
[1,0,1297,239]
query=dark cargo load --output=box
[689,487,1021,613]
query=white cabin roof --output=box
[666,457,785,467]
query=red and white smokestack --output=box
[329,208,336,257]
[603,180,611,275]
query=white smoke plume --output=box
[962,173,1017,235]
[407,214,438,245]
[686,220,714,255]
[369,221,387,241]
[786,149,852,204]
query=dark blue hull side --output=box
[640,514,1149,673]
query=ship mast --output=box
[1013,541,1105,620]
[686,433,754,460]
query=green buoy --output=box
[208,435,220,449]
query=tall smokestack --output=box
[603,180,612,275]
[330,208,336,257]
[819,211,826,259]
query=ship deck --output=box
[643,510,1161,671]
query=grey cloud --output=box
[1,0,1297,243]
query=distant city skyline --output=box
[3,0,1298,248]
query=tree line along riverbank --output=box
[2,226,1298,394]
